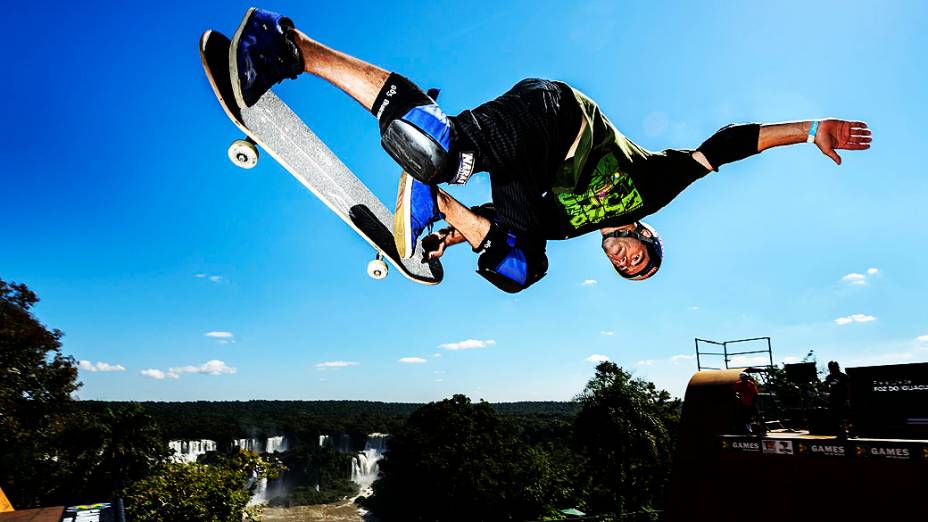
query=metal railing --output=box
[694,337,773,371]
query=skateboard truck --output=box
[367,252,388,280]
[228,137,259,169]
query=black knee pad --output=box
[372,73,452,184]
[475,223,548,293]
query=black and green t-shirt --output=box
[541,87,711,239]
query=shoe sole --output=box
[229,6,256,109]
[393,171,414,259]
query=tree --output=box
[572,362,680,515]
[122,450,281,522]
[0,278,80,507]
[50,404,168,505]
[361,394,556,521]
[0,279,168,508]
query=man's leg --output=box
[292,30,388,113]
[231,9,453,185]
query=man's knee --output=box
[475,224,547,293]
[373,73,474,185]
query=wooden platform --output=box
[0,507,64,522]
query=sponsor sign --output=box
[855,443,914,460]
[796,441,847,457]
[762,439,794,455]
[721,436,761,453]
[60,502,116,522]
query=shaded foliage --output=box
[361,395,567,521]
[123,450,281,522]
[572,362,680,515]
[0,278,168,508]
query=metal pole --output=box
[695,338,701,371]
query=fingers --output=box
[824,148,842,165]
[835,121,872,150]
[841,143,871,150]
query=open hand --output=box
[816,119,871,165]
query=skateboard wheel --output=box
[228,139,258,169]
[367,258,388,280]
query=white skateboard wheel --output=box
[228,139,258,169]
[367,258,388,280]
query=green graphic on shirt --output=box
[556,153,643,229]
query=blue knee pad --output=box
[381,103,452,184]
[476,224,548,293]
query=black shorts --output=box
[450,79,581,238]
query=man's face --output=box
[602,235,650,277]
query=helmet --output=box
[602,221,663,281]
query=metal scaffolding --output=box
[694,337,774,371]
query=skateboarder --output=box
[228,8,872,293]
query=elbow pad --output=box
[697,123,761,171]
[475,223,547,293]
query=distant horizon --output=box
[4,0,927,402]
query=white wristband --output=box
[807,121,820,143]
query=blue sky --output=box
[3,0,927,401]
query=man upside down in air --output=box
[227,8,872,293]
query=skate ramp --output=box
[666,370,927,521]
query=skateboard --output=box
[199,30,442,285]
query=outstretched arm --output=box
[692,119,872,170]
[757,119,871,165]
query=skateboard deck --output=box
[199,30,442,285]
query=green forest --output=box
[1,278,680,521]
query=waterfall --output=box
[350,433,389,493]
[168,439,217,463]
[265,435,287,453]
[248,475,269,506]
[231,436,288,454]
[318,434,330,448]
[232,438,263,452]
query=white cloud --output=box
[841,268,880,286]
[433,370,445,374]
[586,354,609,363]
[917,335,928,342]
[600,330,615,336]
[209,275,223,283]
[315,361,360,370]
[729,355,770,367]
[782,355,802,364]
[194,273,207,278]
[79,360,126,373]
[432,353,442,358]
[140,369,177,380]
[167,360,236,377]
[438,339,496,350]
[689,306,700,311]
[195,273,223,283]
[434,378,444,383]
[637,359,655,366]
[670,354,696,364]
[399,357,427,364]
[841,273,866,282]
[205,331,235,344]
[580,279,598,286]
[834,314,876,325]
